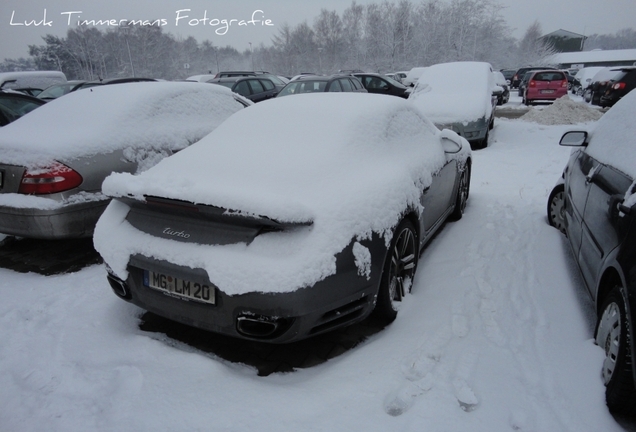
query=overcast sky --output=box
[1,0,635,60]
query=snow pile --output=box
[95,93,470,295]
[408,61,495,124]
[0,82,247,168]
[520,97,603,125]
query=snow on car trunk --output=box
[0,82,245,168]
[408,61,495,124]
[95,93,469,296]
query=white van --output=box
[0,71,67,93]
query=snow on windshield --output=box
[94,93,470,296]
[408,62,494,124]
[585,89,636,180]
[0,82,246,168]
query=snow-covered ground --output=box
[0,95,631,431]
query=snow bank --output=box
[0,82,246,168]
[520,97,603,125]
[95,93,469,295]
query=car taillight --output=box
[561,80,567,88]
[613,82,626,90]
[19,162,83,195]
[529,80,536,87]
[513,74,518,81]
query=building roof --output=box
[541,29,586,39]
[547,48,636,65]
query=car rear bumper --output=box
[525,89,567,100]
[0,199,109,239]
[108,237,388,344]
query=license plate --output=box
[540,89,555,94]
[144,270,215,304]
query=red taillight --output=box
[513,74,518,81]
[529,80,536,87]
[561,80,567,88]
[19,162,83,195]
[613,82,626,90]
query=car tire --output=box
[450,161,471,221]
[595,286,636,413]
[372,219,418,325]
[547,185,566,235]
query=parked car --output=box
[0,82,250,239]
[572,66,606,96]
[0,91,46,126]
[402,67,427,87]
[546,89,636,414]
[408,61,500,149]
[522,70,568,105]
[352,72,409,98]
[584,68,622,105]
[517,71,534,97]
[207,76,279,102]
[500,68,516,83]
[600,66,636,108]
[0,71,66,94]
[37,80,87,101]
[511,66,555,89]
[386,71,408,83]
[213,70,270,78]
[94,93,472,343]
[276,75,367,96]
[493,71,510,105]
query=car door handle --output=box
[585,166,598,184]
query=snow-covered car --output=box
[547,89,636,414]
[0,82,250,239]
[95,93,472,343]
[572,66,605,96]
[408,61,499,149]
[493,70,510,105]
[583,67,622,105]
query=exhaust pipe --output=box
[107,274,131,299]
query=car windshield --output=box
[383,75,406,88]
[0,96,43,125]
[38,83,77,99]
[278,80,327,96]
[532,72,565,81]
[211,81,236,89]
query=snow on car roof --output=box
[585,89,636,180]
[408,61,495,124]
[0,81,246,167]
[95,93,469,295]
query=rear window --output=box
[532,72,566,81]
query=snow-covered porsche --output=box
[95,93,472,343]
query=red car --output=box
[522,70,568,105]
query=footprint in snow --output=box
[453,378,479,412]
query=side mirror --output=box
[440,129,463,154]
[559,131,588,147]
[493,85,504,96]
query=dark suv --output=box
[276,75,367,97]
[207,76,279,102]
[600,67,636,108]
[547,90,636,414]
